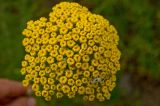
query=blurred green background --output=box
[0,0,160,106]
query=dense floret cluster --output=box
[21,2,120,102]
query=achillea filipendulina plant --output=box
[21,2,121,102]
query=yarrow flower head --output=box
[21,2,121,102]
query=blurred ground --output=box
[0,0,160,106]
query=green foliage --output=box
[0,0,160,106]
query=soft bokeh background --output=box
[0,0,160,106]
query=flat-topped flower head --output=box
[21,2,121,102]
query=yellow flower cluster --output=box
[21,2,120,102]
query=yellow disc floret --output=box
[21,2,121,102]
